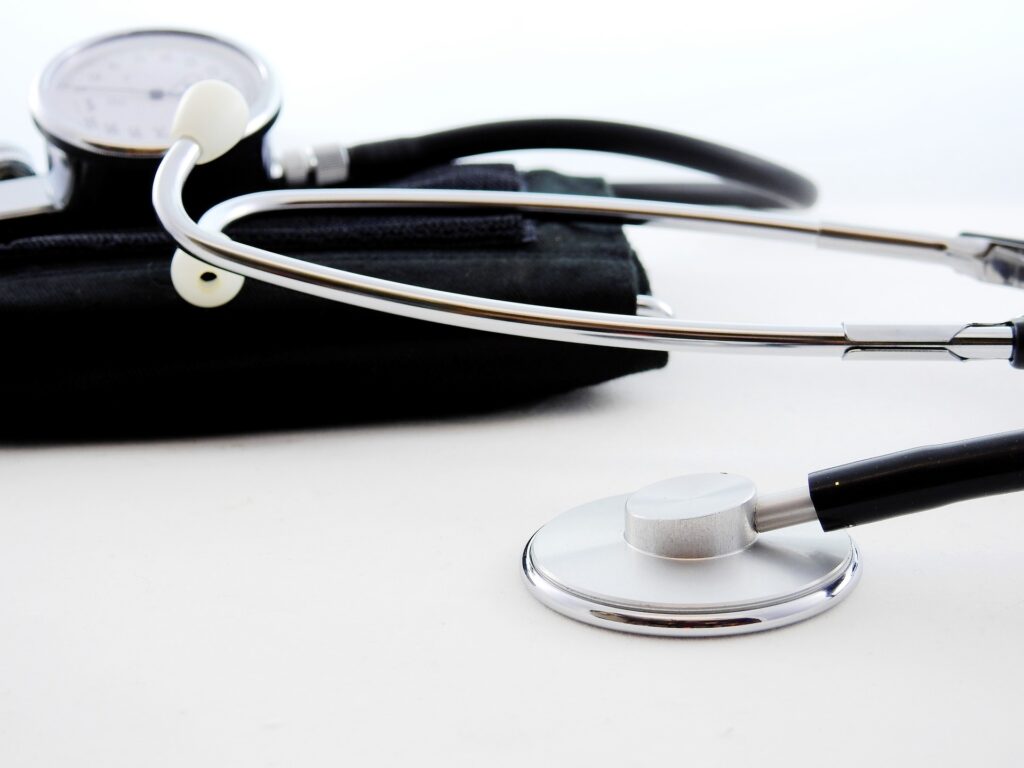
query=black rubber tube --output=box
[809,430,1024,531]
[609,182,787,209]
[347,119,817,210]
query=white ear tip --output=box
[170,80,250,164]
[171,249,245,308]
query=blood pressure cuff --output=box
[0,165,667,439]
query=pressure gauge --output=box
[30,29,280,157]
[1,28,283,231]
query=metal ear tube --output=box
[153,85,1020,364]
[155,82,1024,637]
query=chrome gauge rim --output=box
[30,28,280,158]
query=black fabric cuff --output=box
[0,164,667,439]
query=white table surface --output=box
[1,3,1023,766]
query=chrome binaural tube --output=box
[153,138,1017,363]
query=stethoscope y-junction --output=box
[8,29,1024,637]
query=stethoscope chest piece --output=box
[522,474,860,637]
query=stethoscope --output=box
[9,29,1024,637]
[156,81,1024,638]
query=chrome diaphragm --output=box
[522,474,860,637]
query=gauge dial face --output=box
[31,30,279,157]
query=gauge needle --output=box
[66,85,183,100]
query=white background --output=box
[2,2,1024,766]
